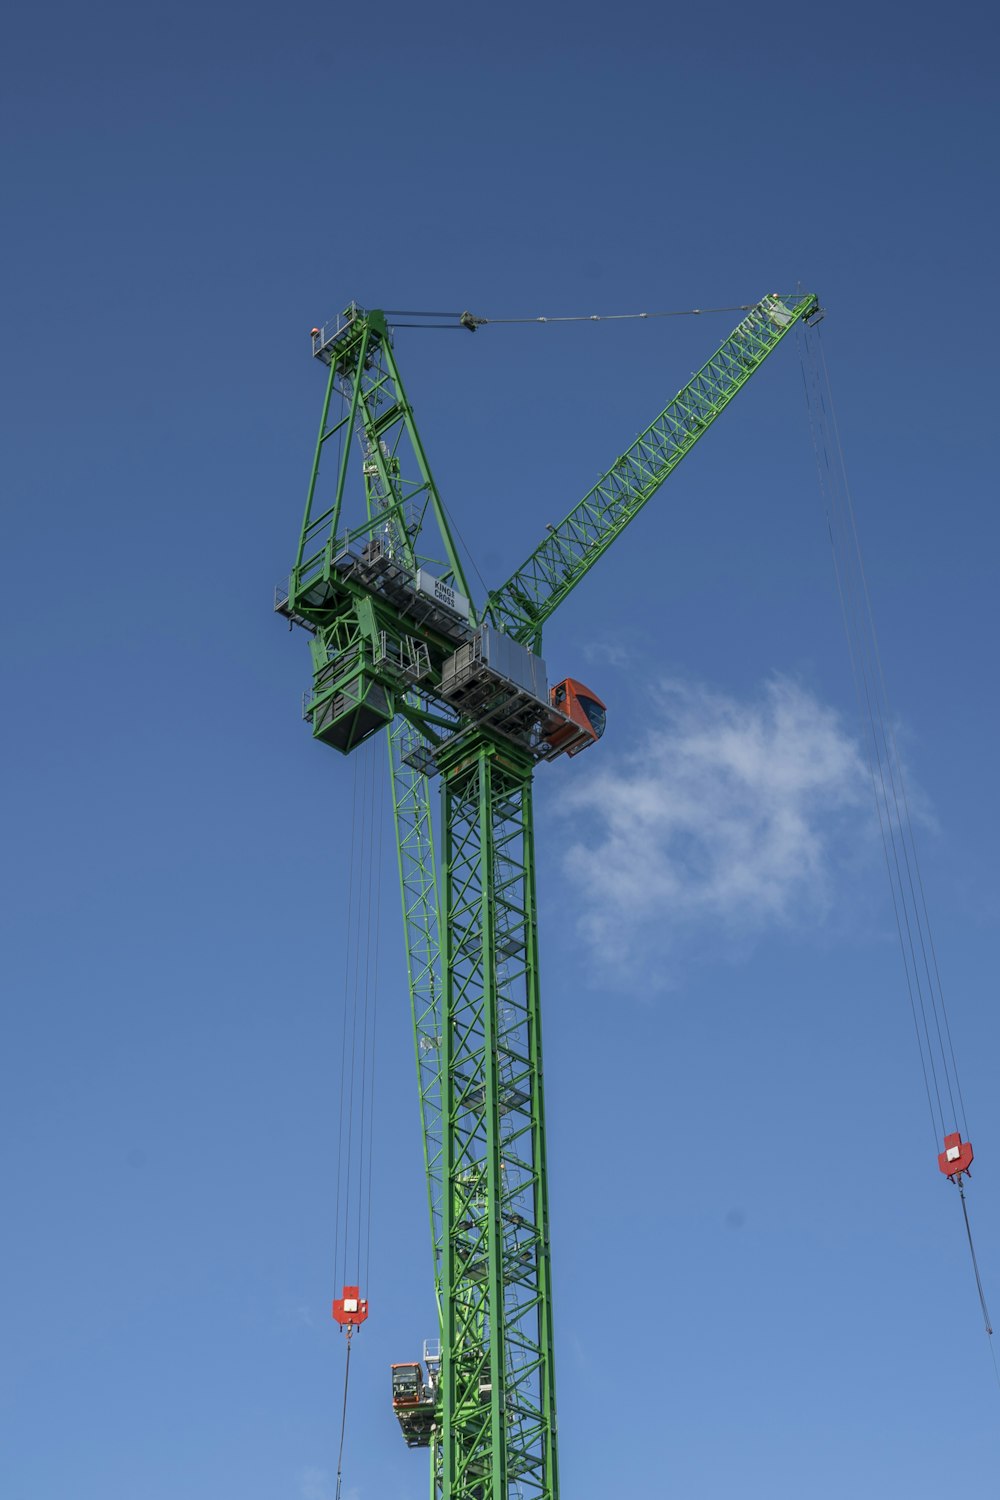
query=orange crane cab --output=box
[545,679,606,757]
[391,1347,440,1447]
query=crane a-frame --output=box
[277,291,821,1500]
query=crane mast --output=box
[278,291,820,1500]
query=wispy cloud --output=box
[582,638,631,669]
[300,1469,335,1500]
[300,1469,360,1500]
[555,675,869,975]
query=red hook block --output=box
[332,1285,369,1327]
[938,1132,973,1179]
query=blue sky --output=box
[3,2,999,1496]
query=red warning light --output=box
[937,1132,974,1179]
[332,1285,369,1327]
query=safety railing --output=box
[310,302,364,363]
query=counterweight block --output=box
[310,662,395,754]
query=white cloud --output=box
[299,1469,361,1500]
[299,1469,335,1500]
[555,675,869,972]
[582,639,631,669]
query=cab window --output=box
[576,696,606,738]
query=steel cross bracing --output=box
[295,305,473,607]
[438,737,556,1500]
[278,291,820,1500]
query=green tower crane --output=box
[277,291,821,1500]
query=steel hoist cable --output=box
[331,738,383,1288]
[957,1179,993,1336]
[799,325,967,1141]
[334,1329,355,1500]
[955,1178,1000,1391]
[329,740,382,1499]
[357,738,384,1288]
[799,323,997,1373]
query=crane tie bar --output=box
[382,303,759,331]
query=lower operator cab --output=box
[546,679,607,757]
[391,1343,440,1448]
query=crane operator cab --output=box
[391,1356,438,1448]
[545,679,607,758]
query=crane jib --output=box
[486,292,821,646]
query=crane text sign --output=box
[414,568,470,621]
